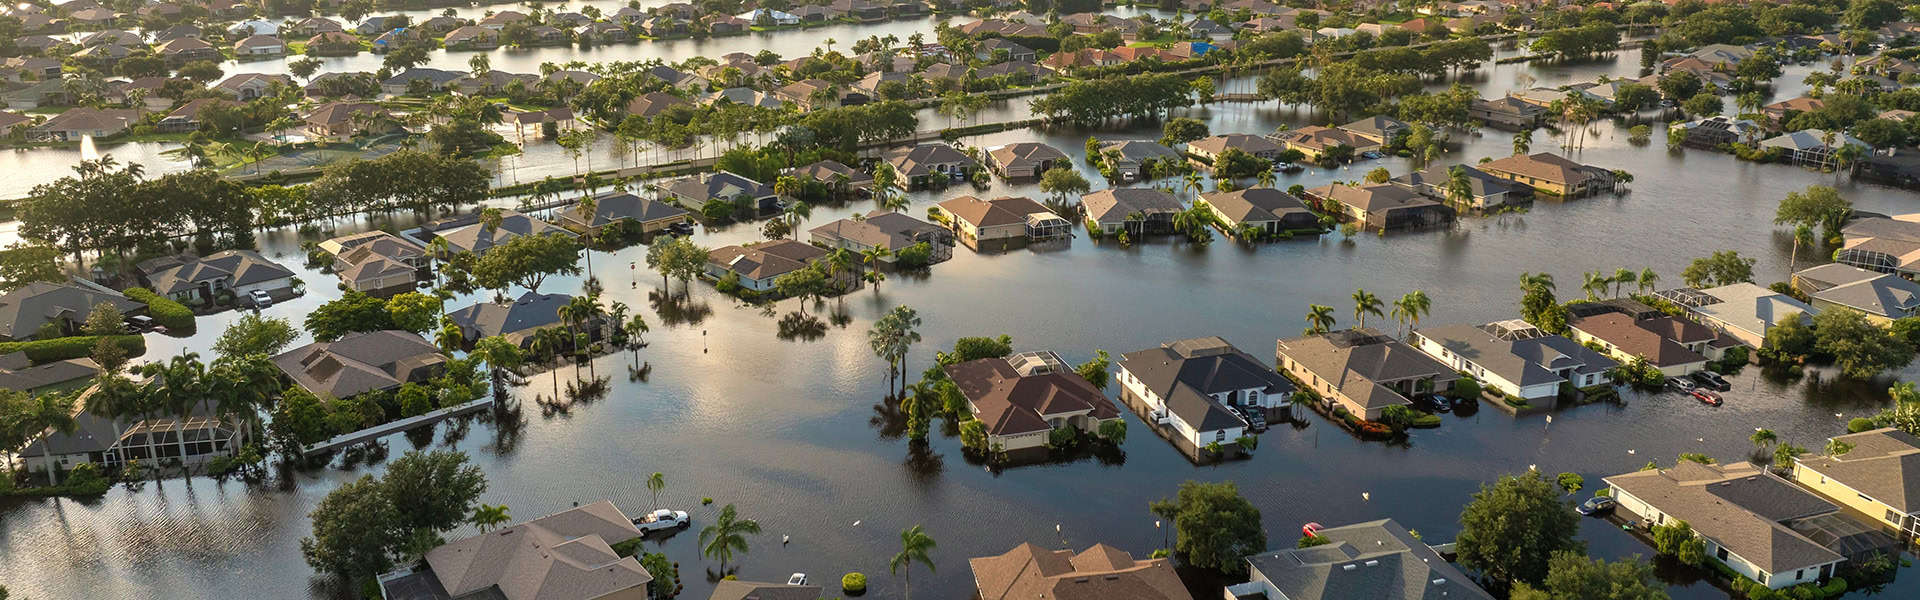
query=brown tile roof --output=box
[1478,152,1596,186]
[971,543,1193,600]
[425,500,651,600]
[943,353,1119,437]
[707,239,827,281]
[938,195,1056,228]
[1568,313,1708,367]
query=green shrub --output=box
[841,572,867,594]
[1849,417,1877,433]
[0,334,145,364]
[1409,413,1442,428]
[123,287,195,332]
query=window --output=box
[1215,430,1226,442]
[1716,547,1728,561]
[1888,509,1902,524]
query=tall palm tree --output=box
[890,525,937,600]
[699,504,762,573]
[1637,268,1658,294]
[1392,291,1431,339]
[1513,130,1531,156]
[1581,271,1609,301]
[1611,268,1637,298]
[1182,172,1204,200]
[577,193,598,282]
[1305,304,1336,335]
[1445,165,1473,208]
[646,472,665,507]
[1351,289,1383,329]
[784,200,812,231]
[470,504,510,532]
[1750,429,1778,448]
[26,392,78,485]
[625,315,649,368]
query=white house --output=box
[1116,337,1290,450]
[1607,461,1847,590]
[1411,321,1617,401]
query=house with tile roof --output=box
[885,143,978,187]
[808,210,954,265]
[1469,95,1546,130]
[1567,312,1713,376]
[1276,328,1458,421]
[1387,164,1530,210]
[1835,214,1920,277]
[273,330,447,400]
[1229,519,1494,600]
[556,191,692,236]
[1411,321,1616,401]
[381,500,650,600]
[321,231,429,295]
[30,107,141,141]
[433,209,570,256]
[1187,133,1285,165]
[1607,461,1856,590]
[0,279,143,341]
[1199,188,1320,238]
[972,542,1191,600]
[1304,183,1452,230]
[1081,188,1183,236]
[708,579,822,600]
[1477,152,1615,197]
[1793,263,1920,323]
[1117,337,1291,451]
[447,292,601,349]
[1272,126,1375,160]
[1660,283,1817,348]
[946,350,1122,452]
[704,239,830,292]
[785,159,872,195]
[1793,428,1920,540]
[933,195,1069,250]
[985,142,1068,179]
[1096,140,1182,181]
[661,171,782,215]
[139,250,296,304]
[303,101,392,137]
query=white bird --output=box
[782,535,790,544]
[1836,413,1844,418]
[852,520,861,527]
[1361,492,1371,501]
[1528,464,1537,471]
[1696,438,1704,442]
[1627,449,1637,455]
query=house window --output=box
[1888,509,1902,524]
[1716,547,1728,561]
[1215,430,1226,442]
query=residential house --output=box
[0,279,143,341]
[30,107,140,141]
[1660,283,1817,348]
[932,195,1069,250]
[0,352,101,395]
[1793,263,1920,323]
[1187,134,1285,165]
[1761,130,1871,169]
[704,239,829,292]
[232,35,284,57]
[1680,115,1766,148]
[416,16,468,34]
[1228,519,1495,600]
[139,250,296,304]
[0,111,32,133]
[737,8,800,26]
[158,98,236,132]
[709,579,822,600]
[1836,213,1920,276]
[1764,96,1825,126]
[1304,183,1453,230]
[215,73,292,101]
[447,292,601,349]
[945,350,1123,451]
[626,91,691,118]
[293,17,346,36]
[971,543,1191,600]
[20,403,243,476]
[1272,126,1374,160]
[1,79,68,110]
[380,501,650,600]
[434,210,569,256]
[1080,188,1183,235]
[1276,328,1458,421]
[477,10,528,30]
[1337,115,1410,147]
[660,171,782,214]
[1792,428,1920,540]
[1096,139,1181,181]
[1040,48,1120,74]
[775,78,849,110]
[808,211,954,264]
[885,143,977,186]
[577,21,631,43]
[786,159,872,194]
[305,31,363,56]
[832,0,889,21]
[381,67,464,95]
[1478,152,1615,197]
[985,142,1067,178]
[1606,461,1853,590]
[975,38,1036,62]
[1566,312,1714,376]
[272,330,447,400]
[1470,95,1547,130]
[1412,321,1617,401]
[1388,164,1530,209]
[443,25,500,50]
[1199,188,1319,238]
[156,37,220,65]
[557,191,693,236]
[321,231,429,295]
[1117,337,1292,450]
[302,101,390,137]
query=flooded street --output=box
[3,39,1920,600]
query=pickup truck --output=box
[633,509,689,532]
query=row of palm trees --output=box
[1577,267,1660,301]
[1303,289,1433,339]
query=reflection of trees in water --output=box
[870,394,907,440]
[536,376,611,418]
[1771,364,1897,410]
[776,311,828,341]
[404,425,436,450]
[903,440,944,483]
[338,441,388,470]
[649,289,713,326]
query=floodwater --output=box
[3,39,1920,600]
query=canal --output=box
[2,41,1918,600]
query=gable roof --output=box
[272,330,446,399]
[564,192,690,228]
[938,196,1059,228]
[1797,428,1920,514]
[1568,312,1708,367]
[706,239,827,281]
[0,279,143,340]
[424,500,651,600]
[1691,283,1817,340]
[971,543,1193,600]
[1478,152,1598,186]
[1080,188,1183,224]
[1800,264,1920,317]
[448,292,579,340]
[1414,324,1616,387]
[1606,462,1843,575]
[1200,188,1313,225]
[145,250,294,296]
[944,352,1120,438]
[1276,328,1456,412]
[436,210,569,255]
[1245,519,1495,600]
[1119,337,1290,431]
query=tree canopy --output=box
[1149,480,1266,573]
[1455,471,1585,585]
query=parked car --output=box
[124,315,155,333]
[1417,393,1451,414]
[634,509,689,532]
[1577,495,1617,516]
[1359,150,1384,159]
[1691,389,1723,407]
[787,573,809,585]
[1244,407,1267,431]
[1667,378,1697,394]
[1691,371,1730,391]
[248,289,272,309]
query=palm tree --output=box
[890,525,937,600]
[1392,291,1431,339]
[1513,130,1531,155]
[1637,268,1659,294]
[624,315,650,368]
[1305,304,1336,335]
[783,200,812,231]
[530,327,567,399]
[1750,429,1778,448]
[577,193,598,282]
[1351,289,1383,329]
[699,504,762,573]
[25,391,78,484]
[1256,168,1276,189]
[646,472,665,507]
[1182,171,1204,200]
[470,504,510,532]
[1612,268,1637,298]
[1581,271,1609,301]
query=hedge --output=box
[0,334,145,364]
[123,287,195,332]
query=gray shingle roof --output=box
[424,500,650,600]
[1605,461,1844,575]
[436,210,569,255]
[1081,188,1182,225]
[1119,337,1291,431]
[0,279,143,340]
[1413,324,1615,388]
[448,292,578,343]
[1244,519,1494,600]
[1797,428,1920,513]
[272,330,446,399]
[144,250,294,296]
[1276,329,1457,412]
[563,192,690,229]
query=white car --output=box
[248,289,273,308]
[787,573,808,586]
[634,509,689,532]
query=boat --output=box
[1691,389,1723,406]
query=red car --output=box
[1692,389,1723,406]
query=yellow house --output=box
[1792,428,1920,540]
[1477,152,1615,197]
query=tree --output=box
[646,472,665,507]
[1844,0,1901,29]
[213,313,299,359]
[1680,250,1755,288]
[1148,481,1266,573]
[1682,92,1722,117]
[0,243,63,291]
[1076,350,1112,390]
[301,475,400,578]
[868,306,922,398]
[1391,291,1431,339]
[177,60,224,84]
[472,233,583,294]
[699,504,762,572]
[890,525,936,599]
[1304,304,1336,335]
[1455,471,1585,585]
[469,504,510,532]
[21,391,78,484]
[1555,472,1584,494]
[305,291,398,342]
[385,292,441,335]
[1750,428,1778,448]
[1160,117,1209,147]
[1509,551,1670,600]
[1774,185,1852,239]
[382,449,488,534]
[1351,289,1383,329]
[1039,167,1091,206]
[1813,308,1916,378]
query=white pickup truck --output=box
[633,509,689,532]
